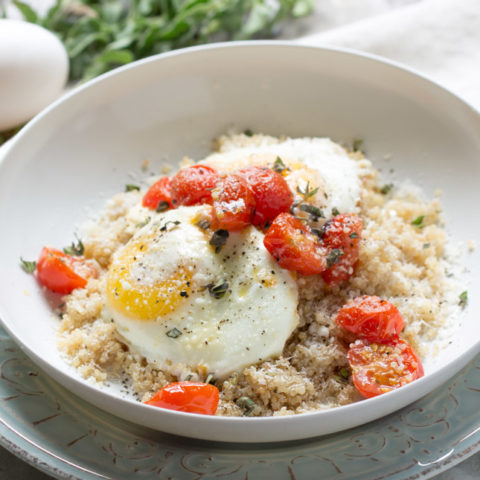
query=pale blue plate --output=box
[1,322,480,480]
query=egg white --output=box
[204,137,366,214]
[105,205,299,378]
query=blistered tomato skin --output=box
[321,213,363,286]
[37,247,97,294]
[170,165,219,206]
[144,382,219,415]
[336,295,405,343]
[347,339,424,398]
[142,176,173,210]
[210,174,256,231]
[240,166,294,227]
[263,212,326,276]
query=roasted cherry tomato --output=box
[347,339,424,398]
[240,166,294,227]
[142,176,173,210]
[144,381,219,415]
[170,165,219,206]
[37,247,97,294]
[210,174,256,231]
[263,212,326,275]
[321,213,362,286]
[335,295,405,343]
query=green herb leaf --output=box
[380,183,393,195]
[156,201,171,213]
[244,129,254,137]
[205,373,216,385]
[63,236,84,256]
[159,220,180,231]
[299,203,324,221]
[352,138,363,152]
[339,367,350,379]
[236,396,257,416]
[296,182,319,200]
[125,184,140,192]
[411,215,425,228]
[20,257,36,273]
[196,219,210,230]
[166,327,182,338]
[13,0,38,22]
[18,0,312,83]
[459,291,468,308]
[209,229,229,253]
[207,280,229,299]
[331,207,340,217]
[349,232,359,239]
[326,248,344,269]
[272,156,287,174]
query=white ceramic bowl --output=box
[0,42,479,443]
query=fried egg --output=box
[204,137,366,215]
[105,205,299,378]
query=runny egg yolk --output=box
[106,235,192,320]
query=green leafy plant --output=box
[12,0,313,82]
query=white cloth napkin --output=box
[297,0,480,110]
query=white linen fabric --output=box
[297,0,480,110]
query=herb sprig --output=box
[12,0,313,82]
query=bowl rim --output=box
[1,41,479,441]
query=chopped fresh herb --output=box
[209,229,229,253]
[380,183,393,195]
[166,328,182,339]
[125,184,140,192]
[156,201,170,213]
[311,228,324,239]
[411,215,425,227]
[423,243,431,249]
[349,232,359,239]
[236,396,257,416]
[339,367,350,379]
[63,236,84,256]
[205,373,216,385]
[352,138,363,152]
[244,129,254,137]
[196,219,210,230]
[207,280,229,299]
[20,257,36,273]
[331,207,340,217]
[296,182,319,200]
[459,291,468,308]
[14,0,313,83]
[136,216,151,228]
[326,248,344,269]
[159,220,180,232]
[272,156,287,173]
[299,203,324,221]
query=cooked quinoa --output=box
[57,134,462,416]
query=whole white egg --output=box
[0,20,68,131]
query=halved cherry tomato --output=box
[263,212,326,275]
[336,296,405,343]
[37,247,97,294]
[347,339,424,398]
[321,213,362,286]
[240,166,294,227]
[144,381,219,415]
[142,176,173,210]
[210,174,256,231]
[170,165,219,206]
